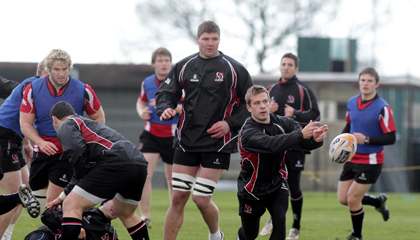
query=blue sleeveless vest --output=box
[347,94,388,154]
[0,76,38,138]
[32,77,85,137]
[144,74,179,125]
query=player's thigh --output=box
[113,196,139,218]
[337,179,354,204]
[63,191,96,218]
[0,170,22,193]
[143,152,161,177]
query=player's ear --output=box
[246,104,251,113]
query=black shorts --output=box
[29,152,74,191]
[0,127,26,173]
[75,162,147,204]
[139,130,174,164]
[339,162,383,184]
[174,147,230,170]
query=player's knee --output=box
[192,177,216,207]
[172,172,195,192]
[338,196,348,206]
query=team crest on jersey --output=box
[287,95,295,104]
[164,78,171,85]
[190,74,199,82]
[244,204,252,214]
[215,72,224,83]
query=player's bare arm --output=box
[136,98,152,120]
[20,112,58,156]
[88,106,105,124]
[22,137,33,163]
[207,121,230,138]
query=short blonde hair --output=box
[46,49,73,71]
[245,85,269,105]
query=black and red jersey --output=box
[57,115,148,193]
[238,113,323,200]
[156,52,254,153]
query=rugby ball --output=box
[329,133,357,164]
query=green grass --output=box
[9,190,420,239]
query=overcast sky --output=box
[1,0,419,78]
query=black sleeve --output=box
[0,76,19,99]
[369,131,396,145]
[240,123,303,154]
[293,86,321,124]
[341,122,351,134]
[225,66,254,131]
[155,64,183,118]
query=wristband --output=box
[59,192,67,201]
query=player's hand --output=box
[38,141,58,156]
[284,104,294,118]
[78,228,86,239]
[313,125,328,142]
[160,108,177,121]
[140,106,152,120]
[352,132,366,144]
[207,121,230,138]
[45,197,63,211]
[269,100,279,113]
[301,120,320,139]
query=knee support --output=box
[172,173,195,192]
[193,177,216,196]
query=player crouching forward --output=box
[237,85,328,240]
[46,101,150,240]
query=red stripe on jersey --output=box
[351,150,384,164]
[74,118,114,149]
[239,137,260,194]
[83,85,101,115]
[20,84,35,114]
[379,105,397,133]
[222,57,239,144]
[33,134,64,154]
[144,121,176,137]
[139,81,148,101]
[298,85,305,111]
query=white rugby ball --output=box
[329,133,357,164]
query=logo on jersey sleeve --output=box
[215,72,224,83]
[165,78,171,85]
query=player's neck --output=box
[361,92,376,101]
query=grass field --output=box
[8,190,420,239]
